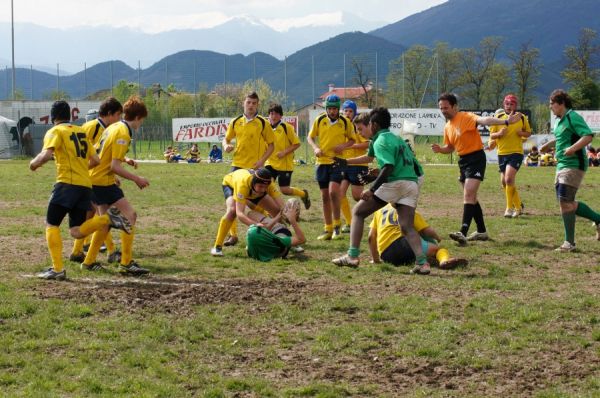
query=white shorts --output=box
[555,168,585,189]
[374,180,419,208]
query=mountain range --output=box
[1,0,599,106]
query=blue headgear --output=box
[325,94,341,109]
[341,100,357,116]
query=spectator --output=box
[185,143,200,163]
[164,146,183,163]
[587,146,599,167]
[526,146,540,167]
[209,144,223,163]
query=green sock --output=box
[562,211,576,244]
[576,201,600,224]
[416,254,427,265]
[348,247,360,258]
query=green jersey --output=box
[246,225,292,262]
[368,129,418,183]
[554,109,593,172]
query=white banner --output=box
[173,116,299,143]
[551,110,600,132]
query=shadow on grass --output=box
[499,239,550,249]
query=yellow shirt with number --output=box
[222,169,281,204]
[90,121,132,186]
[309,114,356,165]
[266,121,299,171]
[488,113,531,155]
[82,118,108,148]
[369,204,429,254]
[42,122,95,187]
[226,114,274,169]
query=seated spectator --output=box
[209,144,223,163]
[526,146,540,167]
[368,204,468,270]
[164,146,184,163]
[587,146,599,167]
[185,143,200,163]
[540,151,556,166]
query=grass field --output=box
[1,159,600,397]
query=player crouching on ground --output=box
[211,168,284,256]
[246,198,306,262]
[29,100,132,280]
[368,204,468,270]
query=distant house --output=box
[318,83,373,105]
[292,102,325,137]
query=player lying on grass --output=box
[368,204,468,270]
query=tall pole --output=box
[110,61,114,96]
[137,60,141,96]
[375,52,378,107]
[56,63,60,94]
[84,62,87,99]
[11,0,16,100]
[343,53,346,100]
[284,56,287,110]
[30,65,33,100]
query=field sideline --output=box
[1,160,599,397]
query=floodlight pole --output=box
[11,0,16,100]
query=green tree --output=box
[458,37,503,108]
[43,90,70,100]
[532,102,551,133]
[434,42,462,96]
[562,28,600,85]
[169,94,195,118]
[113,80,140,103]
[484,62,512,109]
[508,43,542,109]
[570,79,600,109]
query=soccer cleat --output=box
[449,231,468,246]
[341,225,351,233]
[512,208,522,218]
[332,254,359,268]
[301,189,311,210]
[466,231,489,241]
[119,260,150,276]
[223,235,238,247]
[99,244,107,253]
[410,262,431,275]
[291,246,305,254]
[210,246,223,256]
[317,230,333,241]
[504,209,514,218]
[107,207,132,234]
[81,262,106,271]
[36,268,66,281]
[594,222,600,241]
[555,241,576,252]
[439,257,469,270]
[331,226,343,240]
[107,250,122,264]
[69,252,85,263]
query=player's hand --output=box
[507,112,522,125]
[361,189,374,201]
[332,157,347,170]
[313,147,323,157]
[125,158,138,169]
[135,176,150,189]
[564,146,575,157]
[276,151,286,159]
[115,176,121,187]
[358,168,379,185]
[333,144,346,154]
[253,160,265,169]
[224,144,234,153]
[431,143,441,153]
[29,160,39,171]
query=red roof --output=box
[319,86,371,100]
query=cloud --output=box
[262,12,343,32]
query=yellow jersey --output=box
[222,169,281,204]
[226,114,274,169]
[90,121,132,186]
[343,127,369,166]
[82,118,108,148]
[42,122,95,188]
[369,204,429,254]
[443,112,483,156]
[309,114,356,165]
[488,113,531,155]
[265,121,299,171]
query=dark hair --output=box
[353,112,370,126]
[50,100,70,123]
[268,103,283,115]
[550,89,573,109]
[531,146,538,151]
[123,96,148,120]
[252,167,272,187]
[99,97,123,117]
[438,92,458,106]
[246,91,260,101]
[369,107,391,129]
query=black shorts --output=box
[315,164,343,189]
[380,237,415,266]
[265,165,293,187]
[92,184,125,206]
[222,185,265,205]
[498,153,524,173]
[46,183,92,227]
[458,150,486,183]
[343,165,368,186]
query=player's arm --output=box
[347,155,374,165]
[307,134,323,157]
[333,138,355,154]
[477,112,522,127]
[361,163,393,201]
[565,135,593,157]
[111,158,149,189]
[539,139,556,153]
[254,142,274,169]
[88,153,100,169]
[431,142,454,154]
[486,139,497,151]
[235,200,258,226]
[489,127,507,140]
[29,148,54,171]
[278,142,301,158]
[284,206,306,246]
[419,226,441,243]
[368,227,381,264]
[223,125,235,152]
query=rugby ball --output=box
[282,198,301,223]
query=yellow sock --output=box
[120,226,135,266]
[46,226,63,272]
[340,197,352,225]
[83,228,108,265]
[512,186,522,210]
[436,248,450,264]
[289,187,305,198]
[333,219,342,228]
[72,238,85,255]
[324,223,333,233]
[79,214,109,236]
[104,232,116,254]
[229,218,238,237]
[215,217,234,247]
[505,185,513,210]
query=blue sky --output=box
[2,0,447,33]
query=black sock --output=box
[460,203,475,235]
[473,202,486,233]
